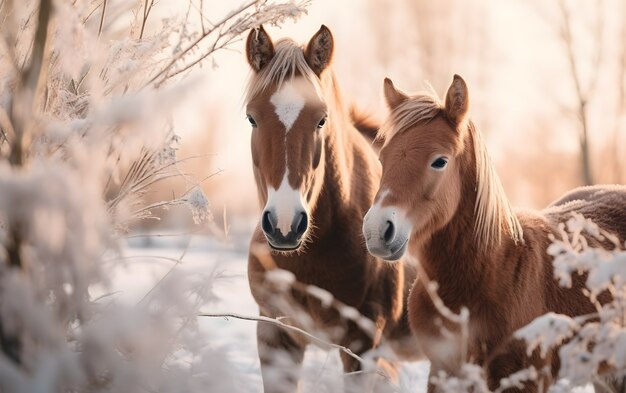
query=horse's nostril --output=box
[262,211,274,234]
[383,220,395,245]
[295,212,308,237]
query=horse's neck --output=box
[317,80,357,208]
[314,114,354,218]
[310,74,376,239]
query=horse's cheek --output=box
[250,133,260,167]
[312,136,323,169]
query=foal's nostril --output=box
[294,212,308,238]
[383,220,396,245]
[261,211,274,234]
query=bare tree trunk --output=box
[613,1,626,183]
[558,0,603,186]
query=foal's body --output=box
[363,75,626,392]
[244,26,417,393]
[409,157,626,386]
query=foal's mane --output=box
[379,93,524,248]
[244,39,323,104]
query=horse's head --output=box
[363,75,471,261]
[244,25,334,252]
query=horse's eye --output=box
[431,157,448,170]
[246,115,258,128]
[316,117,327,129]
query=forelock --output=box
[378,92,443,146]
[245,39,322,104]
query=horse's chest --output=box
[254,248,371,320]
[284,251,370,306]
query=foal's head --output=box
[363,75,522,261]
[363,76,472,260]
[244,26,334,251]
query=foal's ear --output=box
[246,25,275,72]
[383,78,409,110]
[305,25,334,75]
[444,74,469,124]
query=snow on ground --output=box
[110,230,591,393]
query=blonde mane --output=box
[470,122,524,247]
[380,93,524,248]
[244,39,322,104]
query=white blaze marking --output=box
[265,171,306,236]
[270,82,305,132]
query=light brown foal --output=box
[363,75,626,392]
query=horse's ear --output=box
[444,74,469,124]
[305,25,334,75]
[246,25,275,72]
[383,78,409,110]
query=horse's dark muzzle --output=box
[261,210,308,250]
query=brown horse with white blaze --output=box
[244,25,420,392]
[362,75,626,392]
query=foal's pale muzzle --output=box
[362,205,410,261]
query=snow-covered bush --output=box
[423,212,626,392]
[516,213,626,392]
[0,0,308,392]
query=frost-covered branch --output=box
[144,0,310,87]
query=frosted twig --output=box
[138,0,155,40]
[98,0,107,37]
[137,237,191,306]
[122,228,206,239]
[199,312,365,365]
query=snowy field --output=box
[115,230,430,393]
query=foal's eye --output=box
[316,117,327,129]
[246,115,258,128]
[431,157,448,170]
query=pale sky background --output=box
[153,0,624,221]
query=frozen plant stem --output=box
[98,0,107,37]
